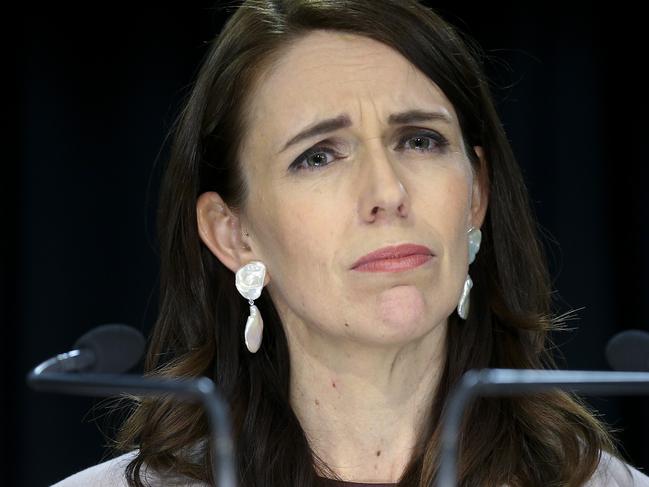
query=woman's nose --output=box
[357,144,410,223]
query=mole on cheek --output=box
[376,450,381,456]
[331,380,337,388]
[344,322,349,328]
[315,399,320,406]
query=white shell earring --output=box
[457,227,482,320]
[235,260,266,353]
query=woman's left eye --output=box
[395,130,449,153]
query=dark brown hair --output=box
[113,1,618,485]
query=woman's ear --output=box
[196,191,256,274]
[471,146,490,228]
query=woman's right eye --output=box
[289,145,340,172]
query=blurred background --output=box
[7,2,648,485]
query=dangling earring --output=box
[235,260,266,353]
[457,227,482,320]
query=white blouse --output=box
[51,449,649,487]
[52,450,200,487]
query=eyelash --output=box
[288,130,450,173]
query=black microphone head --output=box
[74,324,146,373]
[605,329,649,372]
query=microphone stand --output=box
[437,368,649,487]
[27,368,237,487]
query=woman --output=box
[53,0,649,486]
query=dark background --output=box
[7,2,648,485]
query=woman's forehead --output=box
[244,30,458,149]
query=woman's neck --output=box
[285,320,446,483]
[318,478,398,486]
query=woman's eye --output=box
[289,146,339,172]
[396,130,449,153]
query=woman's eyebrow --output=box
[278,109,453,154]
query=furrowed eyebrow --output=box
[278,109,453,154]
[387,109,452,126]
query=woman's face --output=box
[226,30,487,348]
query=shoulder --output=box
[50,451,138,487]
[50,450,208,487]
[584,450,649,487]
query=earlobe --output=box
[196,191,250,274]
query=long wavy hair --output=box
[113,1,618,486]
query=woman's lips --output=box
[351,244,434,273]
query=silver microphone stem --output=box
[437,368,649,487]
[28,366,237,487]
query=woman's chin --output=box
[372,285,431,339]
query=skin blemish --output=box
[315,399,320,406]
[376,450,381,456]
[344,322,349,327]
[332,380,337,388]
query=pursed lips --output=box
[350,243,434,272]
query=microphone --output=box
[436,368,649,487]
[27,324,237,487]
[31,323,145,374]
[606,329,649,372]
